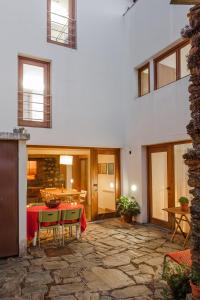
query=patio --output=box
[0,218,185,300]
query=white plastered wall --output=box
[122,0,192,223]
[18,141,28,255]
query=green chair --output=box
[38,210,61,247]
[61,209,81,246]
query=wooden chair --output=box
[40,189,55,201]
[162,249,192,278]
[60,208,82,246]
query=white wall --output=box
[123,0,192,222]
[0,0,193,227]
[0,0,129,148]
[18,141,28,256]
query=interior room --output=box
[27,147,91,220]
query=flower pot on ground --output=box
[178,196,189,212]
[190,281,200,299]
[116,196,140,224]
[190,270,200,300]
[164,262,191,299]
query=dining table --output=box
[27,203,87,245]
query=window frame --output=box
[138,63,150,97]
[47,0,76,49]
[18,56,51,128]
[154,40,190,90]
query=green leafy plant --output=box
[178,196,189,204]
[116,196,140,218]
[164,261,191,300]
[190,270,200,286]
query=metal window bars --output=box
[48,11,76,48]
[18,91,51,127]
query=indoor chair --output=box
[60,208,82,246]
[38,210,61,247]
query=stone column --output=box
[182,4,200,275]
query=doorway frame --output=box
[90,148,121,220]
[147,140,191,228]
[27,145,121,221]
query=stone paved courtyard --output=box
[0,219,185,300]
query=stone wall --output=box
[28,156,66,188]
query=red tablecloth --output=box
[27,203,87,241]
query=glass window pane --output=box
[157,52,176,88]
[140,67,149,96]
[51,0,70,44]
[98,154,116,215]
[174,143,192,232]
[23,64,44,122]
[151,152,168,222]
[180,44,190,78]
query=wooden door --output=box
[0,141,18,257]
[91,148,120,220]
[147,144,174,228]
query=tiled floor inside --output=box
[0,218,186,300]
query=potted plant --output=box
[190,270,200,299]
[116,196,140,223]
[179,196,189,212]
[164,262,191,299]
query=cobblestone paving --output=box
[0,219,184,300]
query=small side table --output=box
[163,207,191,248]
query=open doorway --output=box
[27,146,121,222]
[27,147,91,220]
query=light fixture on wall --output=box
[70,178,74,184]
[60,155,73,165]
[109,182,115,189]
[131,184,137,192]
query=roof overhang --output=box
[170,0,200,4]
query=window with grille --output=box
[47,0,76,49]
[18,56,51,128]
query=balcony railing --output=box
[48,11,76,48]
[18,91,51,128]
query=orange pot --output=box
[181,203,189,212]
[190,281,200,300]
[120,215,132,223]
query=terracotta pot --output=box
[124,215,132,223]
[120,215,126,223]
[120,215,132,223]
[190,281,200,300]
[181,203,189,211]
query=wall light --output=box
[131,184,137,192]
[70,178,74,184]
[60,155,73,165]
[110,182,115,189]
